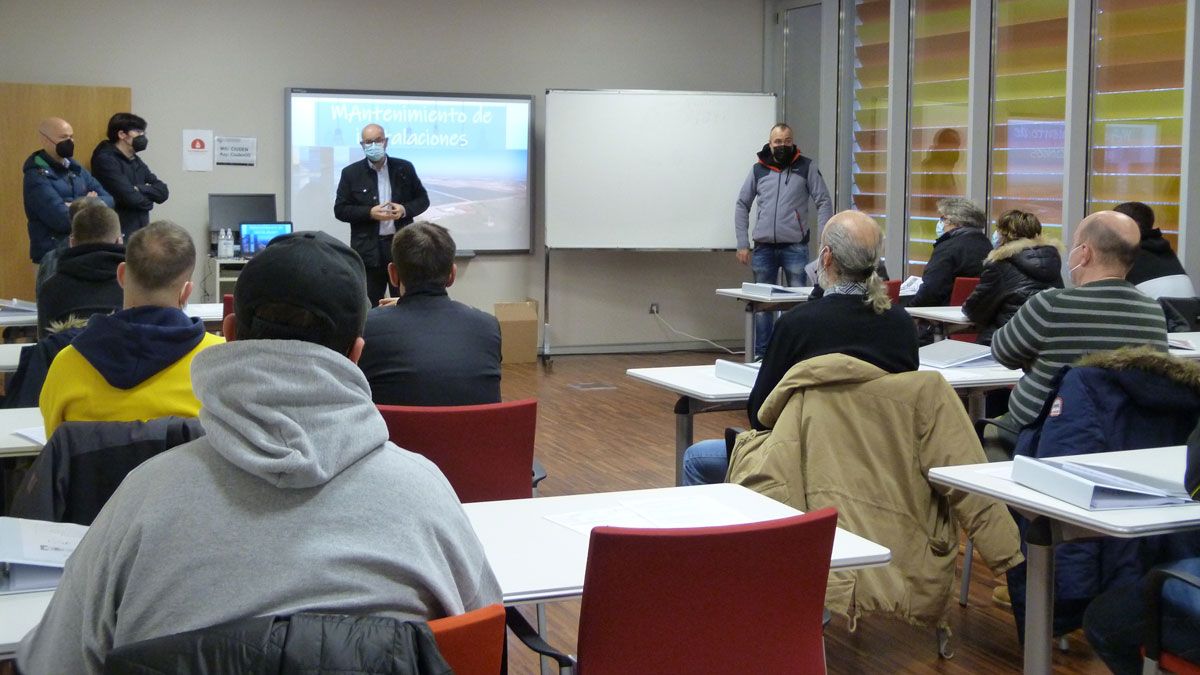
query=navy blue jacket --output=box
[1007,349,1200,639]
[333,157,430,268]
[22,150,114,262]
[90,140,169,237]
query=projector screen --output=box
[286,88,533,252]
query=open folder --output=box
[739,282,810,300]
[0,517,87,594]
[1011,456,1194,510]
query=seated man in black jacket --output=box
[36,203,124,337]
[358,221,502,406]
[908,197,993,307]
[1117,200,1195,299]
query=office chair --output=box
[427,604,506,675]
[949,277,981,343]
[509,508,838,674]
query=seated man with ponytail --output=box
[682,210,919,485]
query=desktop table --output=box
[627,363,1022,484]
[0,344,25,374]
[0,408,43,459]
[0,304,226,333]
[0,484,891,660]
[929,446,1200,675]
[715,288,812,362]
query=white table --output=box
[464,482,891,604]
[0,484,891,660]
[0,590,54,658]
[0,304,226,331]
[929,446,1200,675]
[627,363,1020,484]
[0,408,43,459]
[715,288,812,362]
[0,344,26,374]
[904,305,971,326]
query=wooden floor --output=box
[497,351,1112,675]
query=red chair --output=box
[949,277,980,343]
[222,293,234,319]
[376,399,538,503]
[428,604,506,675]
[886,279,901,304]
[511,508,839,674]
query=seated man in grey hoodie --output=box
[18,231,502,675]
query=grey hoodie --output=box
[18,340,501,675]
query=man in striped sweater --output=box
[991,210,1168,435]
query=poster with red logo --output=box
[182,129,214,172]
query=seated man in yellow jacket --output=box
[39,220,223,438]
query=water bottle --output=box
[219,229,233,258]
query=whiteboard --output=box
[545,90,777,249]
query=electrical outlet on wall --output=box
[649,303,659,315]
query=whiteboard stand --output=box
[541,249,552,367]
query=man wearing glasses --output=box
[335,123,430,305]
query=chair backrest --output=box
[426,604,506,675]
[222,293,234,319]
[885,279,901,303]
[1138,274,1196,301]
[10,417,205,525]
[949,277,981,342]
[575,508,838,674]
[950,276,980,306]
[376,399,537,503]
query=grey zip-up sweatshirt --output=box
[18,339,501,675]
[734,145,833,249]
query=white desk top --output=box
[905,305,971,325]
[0,590,54,657]
[0,343,26,373]
[0,408,44,459]
[716,287,813,303]
[929,446,1200,538]
[464,483,891,604]
[0,304,225,330]
[627,362,1020,403]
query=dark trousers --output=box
[1084,560,1200,674]
[364,234,397,306]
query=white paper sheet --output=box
[14,426,46,445]
[543,495,753,535]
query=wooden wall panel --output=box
[0,82,130,301]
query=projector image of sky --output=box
[290,95,531,251]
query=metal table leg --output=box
[673,396,696,486]
[1024,517,1056,674]
[744,303,755,363]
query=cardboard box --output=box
[494,299,539,363]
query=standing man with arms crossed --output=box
[24,117,114,267]
[335,123,430,306]
[735,122,833,359]
[90,112,170,239]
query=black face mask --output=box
[772,145,794,165]
[55,138,75,159]
[131,135,149,152]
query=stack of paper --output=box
[1011,456,1194,510]
[0,517,87,594]
[899,276,923,297]
[739,282,809,300]
[919,340,996,368]
[0,299,36,313]
[714,359,760,387]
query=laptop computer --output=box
[239,222,293,257]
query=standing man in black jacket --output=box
[334,123,430,305]
[91,113,169,238]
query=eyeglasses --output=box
[360,137,386,147]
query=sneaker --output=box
[992,585,1011,607]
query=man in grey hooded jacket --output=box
[18,231,501,675]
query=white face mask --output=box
[1067,244,1084,280]
[991,231,1001,247]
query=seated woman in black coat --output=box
[962,209,1063,345]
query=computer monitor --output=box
[239,222,293,257]
[208,193,276,235]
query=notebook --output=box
[918,339,996,368]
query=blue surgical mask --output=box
[935,220,945,238]
[991,231,1001,247]
[363,142,386,162]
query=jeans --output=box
[682,439,731,486]
[751,242,809,358]
[1084,557,1200,674]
